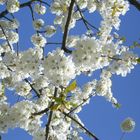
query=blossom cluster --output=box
[0,0,137,139]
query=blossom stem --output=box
[46,42,62,45]
[28,5,35,21]
[120,132,126,140]
[75,1,98,31]
[24,79,41,98]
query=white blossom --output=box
[6,0,20,13]
[15,81,31,97]
[34,4,46,15]
[43,48,76,86]
[45,25,56,37]
[0,0,138,139]
[33,19,44,30]
[31,34,46,47]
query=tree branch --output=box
[61,0,75,54]
[62,111,99,140]
[128,0,140,11]
[31,91,98,140]
[45,87,58,140]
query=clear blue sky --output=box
[1,2,140,140]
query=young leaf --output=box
[50,104,61,111]
[50,97,64,104]
[63,80,77,94]
[114,103,121,109]
[137,58,140,63]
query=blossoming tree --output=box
[0,0,139,140]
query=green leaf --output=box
[137,58,140,63]
[69,102,78,107]
[114,103,121,109]
[63,80,77,94]
[50,97,65,104]
[130,45,134,49]
[120,37,126,42]
[63,101,72,110]
[50,104,61,111]
[133,41,138,46]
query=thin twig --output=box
[67,93,94,115]
[28,5,35,21]
[76,4,90,30]
[32,101,55,116]
[0,25,12,50]
[24,79,40,98]
[40,1,50,7]
[120,132,126,140]
[46,42,62,45]
[75,2,98,31]
[3,16,13,22]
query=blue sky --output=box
[1,2,140,140]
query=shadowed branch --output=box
[128,0,140,11]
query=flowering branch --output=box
[0,25,12,50]
[24,79,41,98]
[0,0,50,18]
